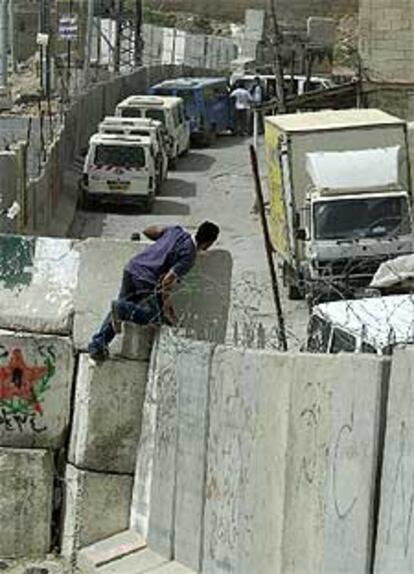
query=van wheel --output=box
[207,126,217,146]
[169,156,177,170]
[80,188,91,211]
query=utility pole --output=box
[114,0,123,73]
[134,0,142,67]
[39,0,51,99]
[84,0,95,84]
[268,0,286,113]
[0,0,9,90]
[8,0,14,73]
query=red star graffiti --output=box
[0,349,47,414]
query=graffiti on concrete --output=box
[0,345,56,432]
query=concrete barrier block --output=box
[61,464,133,561]
[202,348,291,574]
[99,549,167,573]
[0,235,79,334]
[171,249,232,344]
[130,333,160,537]
[0,331,74,449]
[174,340,214,571]
[77,529,146,573]
[146,333,214,566]
[73,238,142,351]
[112,323,156,362]
[374,349,414,572]
[0,447,53,558]
[69,354,148,474]
[282,354,385,574]
[147,331,181,558]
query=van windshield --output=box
[145,109,166,125]
[94,145,146,169]
[314,196,411,240]
[120,108,142,118]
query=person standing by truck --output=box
[87,221,220,361]
[250,76,265,134]
[230,83,253,136]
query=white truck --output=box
[265,109,414,303]
[98,116,168,192]
[80,133,156,210]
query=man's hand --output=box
[161,270,178,326]
[163,297,178,326]
[143,225,165,241]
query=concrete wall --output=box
[360,0,414,84]
[12,64,223,238]
[131,330,387,573]
[0,233,231,561]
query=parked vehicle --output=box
[149,77,234,144]
[98,116,168,192]
[230,73,336,100]
[307,294,414,355]
[115,95,190,168]
[80,133,156,210]
[265,109,414,302]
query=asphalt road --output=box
[69,134,309,350]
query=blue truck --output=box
[149,77,234,145]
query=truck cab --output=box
[81,133,156,210]
[98,116,168,192]
[302,147,413,301]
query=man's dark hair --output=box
[195,221,220,245]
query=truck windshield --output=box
[314,196,411,240]
[94,145,146,169]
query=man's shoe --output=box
[88,345,109,362]
[111,300,122,334]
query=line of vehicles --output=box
[80,73,338,210]
[79,77,238,209]
[265,108,414,356]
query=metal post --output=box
[66,0,73,96]
[114,0,123,73]
[252,108,258,152]
[0,0,8,90]
[134,0,142,67]
[40,0,51,99]
[249,144,288,351]
[268,0,286,112]
[84,0,94,84]
[8,0,14,73]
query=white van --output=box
[80,133,156,210]
[230,73,336,99]
[99,116,168,192]
[115,95,190,168]
[307,294,414,355]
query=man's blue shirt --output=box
[126,226,196,286]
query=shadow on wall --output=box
[172,249,233,344]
